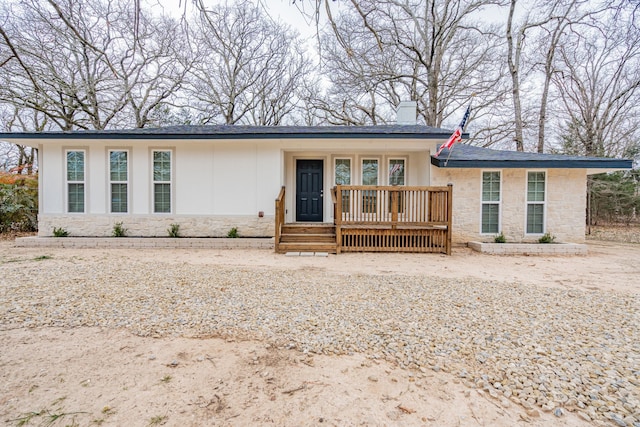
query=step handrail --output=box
[274,186,285,252]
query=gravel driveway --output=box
[1,245,639,426]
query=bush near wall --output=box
[0,172,38,233]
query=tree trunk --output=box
[506,0,524,152]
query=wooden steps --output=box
[279,234,336,243]
[277,223,337,253]
[276,242,338,253]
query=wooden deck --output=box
[274,185,452,254]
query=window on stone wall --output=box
[109,150,128,213]
[526,171,546,234]
[481,171,501,234]
[153,150,172,213]
[66,150,85,213]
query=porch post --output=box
[447,184,453,255]
[391,189,399,229]
[274,186,285,253]
[334,186,342,254]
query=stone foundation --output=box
[38,214,274,238]
[15,236,274,249]
[468,241,587,255]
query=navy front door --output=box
[296,159,323,222]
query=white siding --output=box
[37,138,285,237]
[41,144,65,214]
[88,145,105,214]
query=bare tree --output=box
[505,0,604,152]
[302,0,506,136]
[553,9,640,158]
[505,0,530,151]
[0,0,191,130]
[303,11,401,126]
[119,12,195,128]
[188,0,312,125]
[0,0,128,130]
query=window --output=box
[109,150,128,213]
[388,159,405,186]
[481,171,501,234]
[153,150,172,213]
[66,150,85,213]
[362,159,378,213]
[388,159,406,213]
[526,171,545,234]
[335,158,351,212]
[362,159,378,186]
[335,159,351,185]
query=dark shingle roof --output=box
[1,124,631,170]
[431,143,632,169]
[0,124,458,140]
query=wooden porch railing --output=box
[274,186,285,253]
[333,185,452,254]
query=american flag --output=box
[435,103,472,157]
[389,162,403,176]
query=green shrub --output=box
[112,222,127,237]
[0,174,38,233]
[167,223,180,238]
[494,232,506,243]
[538,232,556,243]
[227,227,239,238]
[53,227,69,237]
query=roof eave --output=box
[0,131,452,141]
[430,157,634,170]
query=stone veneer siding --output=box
[38,214,274,238]
[430,168,587,244]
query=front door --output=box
[296,159,323,222]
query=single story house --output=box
[1,103,632,254]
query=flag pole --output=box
[436,95,475,165]
[444,144,454,167]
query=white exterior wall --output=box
[430,166,587,243]
[38,139,281,237]
[35,135,589,243]
[38,137,433,236]
[284,140,430,222]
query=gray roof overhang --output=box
[0,124,459,141]
[431,144,633,170]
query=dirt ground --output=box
[1,235,638,426]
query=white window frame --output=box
[333,157,353,185]
[108,149,129,214]
[65,148,86,214]
[387,157,407,186]
[360,157,380,216]
[333,157,353,216]
[480,170,502,235]
[152,149,173,214]
[360,157,380,186]
[525,170,547,235]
